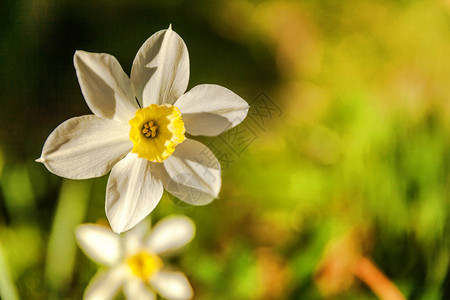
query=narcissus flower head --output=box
[75,216,196,300]
[37,25,249,233]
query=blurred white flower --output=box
[37,25,249,233]
[75,216,196,300]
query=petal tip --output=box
[107,215,135,235]
[111,225,124,235]
[35,157,45,163]
[74,225,86,242]
[73,50,84,62]
[73,50,92,66]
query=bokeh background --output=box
[1,0,450,299]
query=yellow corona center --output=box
[126,251,163,280]
[129,104,186,162]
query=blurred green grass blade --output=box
[45,179,92,294]
[0,241,20,300]
[1,164,35,219]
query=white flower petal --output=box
[152,139,221,206]
[151,270,193,300]
[124,277,156,300]
[37,115,132,180]
[175,84,249,136]
[84,266,126,300]
[124,219,151,255]
[130,29,165,106]
[146,216,195,254]
[131,25,189,106]
[75,224,122,266]
[74,51,139,122]
[106,152,164,234]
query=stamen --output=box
[142,120,158,138]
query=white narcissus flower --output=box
[37,25,249,233]
[76,216,196,300]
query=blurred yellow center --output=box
[129,104,185,162]
[127,251,163,280]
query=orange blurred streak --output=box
[314,230,361,295]
[256,247,291,299]
[354,257,406,300]
[315,228,406,299]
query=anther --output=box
[142,120,158,138]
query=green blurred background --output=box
[1,0,450,299]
